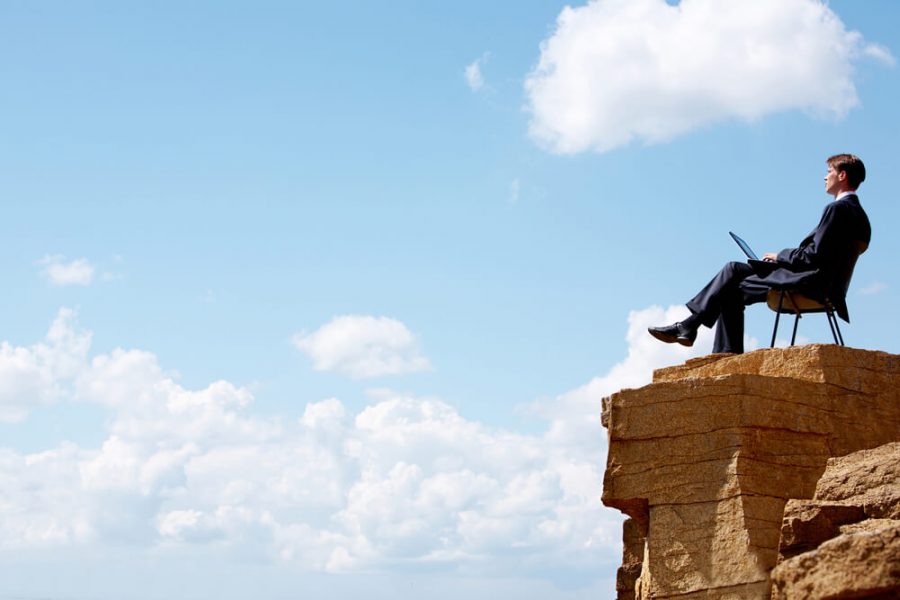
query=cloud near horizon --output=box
[525,0,894,154]
[0,306,722,581]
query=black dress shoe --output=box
[648,322,697,347]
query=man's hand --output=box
[762,253,778,262]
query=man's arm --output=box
[774,202,842,271]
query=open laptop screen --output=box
[729,231,759,261]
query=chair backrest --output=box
[833,240,868,299]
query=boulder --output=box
[770,524,900,599]
[770,442,900,598]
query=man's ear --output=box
[837,169,847,181]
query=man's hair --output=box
[827,154,866,190]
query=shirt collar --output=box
[836,190,857,201]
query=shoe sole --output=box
[649,329,678,344]
[649,328,695,347]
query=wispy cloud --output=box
[293,315,431,379]
[858,281,888,296]
[464,53,489,92]
[863,43,897,66]
[37,255,96,286]
[525,0,893,154]
[509,178,521,204]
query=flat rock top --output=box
[653,344,900,393]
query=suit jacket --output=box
[761,194,870,322]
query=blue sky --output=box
[1,1,898,598]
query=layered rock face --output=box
[601,345,900,599]
[771,442,900,599]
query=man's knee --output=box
[720,261,751,280]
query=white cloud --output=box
[0,308,90,422]
[858,281,887,296]
[38,255,96,286]
[465,54,488,92]
[525,0,893,154]
[531,304,757,451]
[0,305,742,582]
[293,315,431,379]
[531,305,712,446]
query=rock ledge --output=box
[601,345,900,599]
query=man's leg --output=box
[649,261,755,347]
[686,261,756,327]
[712,274,771,353]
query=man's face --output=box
[824,164,846,197]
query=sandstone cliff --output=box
[600,345,900,599]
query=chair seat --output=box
[766,289,843,347]
[766,290,830,314]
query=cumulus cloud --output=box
[0,311,616,575]
[0,305,732,581]
[525,0,893,154]
[465,54,488,91]
[530,304,727,448]
[293,315,431,379]
[38,255,96,286]
[0,308,91,422]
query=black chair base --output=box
[769,289,844,348]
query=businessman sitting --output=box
[648,153,871,354]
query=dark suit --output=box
[686,194,871,353]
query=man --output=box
[648,154,871,354]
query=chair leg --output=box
[785,291,802,346]
[825,311,838,344]
[827,310,844,346]
[771,290,785,348]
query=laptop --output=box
[729,231,779,275]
